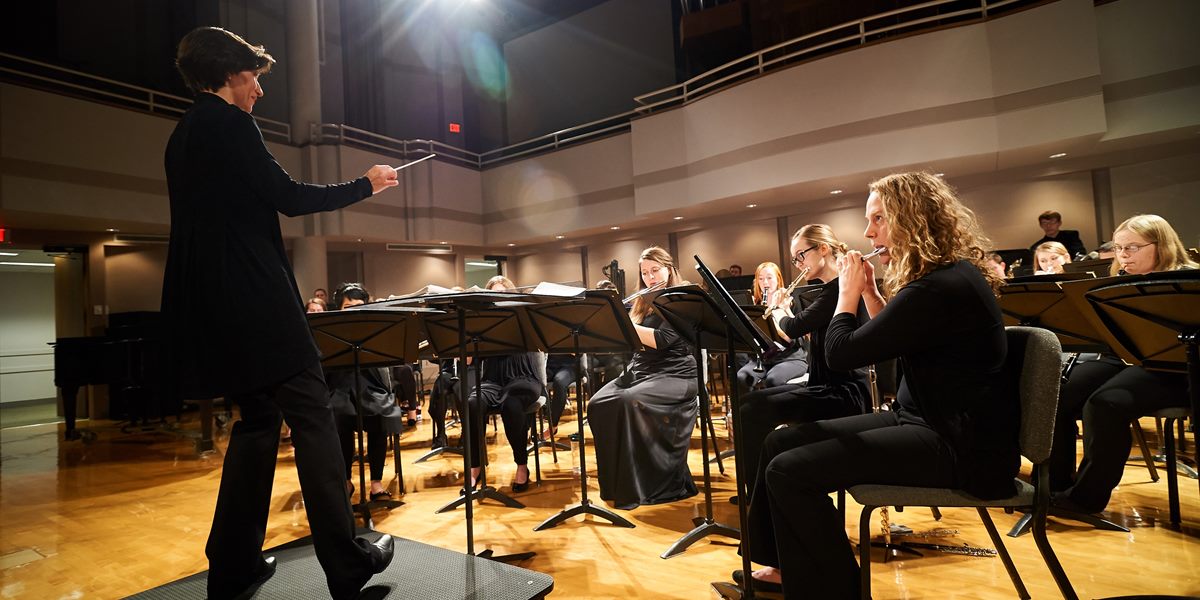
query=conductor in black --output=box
[162,27,398,600]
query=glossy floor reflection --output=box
[1,409,1198,599]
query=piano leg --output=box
[62,385,81,441]
[196,398,216,453]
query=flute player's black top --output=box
[161,92,374,399]
[825,260,1019,499]
[777,278,867,389]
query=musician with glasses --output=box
[739,173,1015,598]
[588,246,699,510]
[733,225,869,501]
[1050,214,1197,514]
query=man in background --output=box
[1030,210,1086,258]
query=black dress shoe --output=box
[369,534,395,574]
[732,569,783,594]
[511,475,530,493]
[227,556,276,600]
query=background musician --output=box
[734,225,869,500]
[587,247,699,510]
[327,283,401,502]
[1033,241,1071,275]
[1050,214,1198,514]
[740,172,1016,598]
[1030,210,1087,258]
[460,276,544,492]
[162,27,395,599]
[735,261,809,393]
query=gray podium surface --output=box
[126,533,553,600]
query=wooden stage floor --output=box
[1,407,1198,599]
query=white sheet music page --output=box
[530,281,586,297]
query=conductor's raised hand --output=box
[365,165,399,194]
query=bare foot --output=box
[752,567,782,584]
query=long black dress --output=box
[587,312,698,509]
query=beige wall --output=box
[676,219,780,283]
[508,251,584,288]
[104,245,168,314]
[362,251,460,298]
[1110,152,1200,247]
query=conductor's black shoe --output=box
[222,556,276,600]
[732,569,783,594]
[369,534,396,574]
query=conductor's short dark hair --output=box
[175,27,275,94]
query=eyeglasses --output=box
[1113,242,1155,254]
[790,246,817,266]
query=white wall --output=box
[0,270,57,404]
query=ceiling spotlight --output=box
[1049,152,1067,159]
[106,228,119,232]
[356,238,363,242]
[507,243,516,247]
[673,216,683,221]
[440,241,448,245]
[829,190,842,195]
[555,235,565,239]
[746,204,757,208]
[610,226,620,230]
[934,173,945,177]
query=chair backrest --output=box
[1007,326,1063,464]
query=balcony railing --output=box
[0,0,1043,168]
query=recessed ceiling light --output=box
[746,204,757,208]
[507,243,516,247]
[830,190,842,195]
[934,173,945,177]
[106,228,119,232]
[0,252,18,257]
[440,241,448,245]
[610,226,620,230]
[673,216,683,221]
[1049,152,1067,159]
[555,235,565,239]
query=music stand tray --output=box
[522,289,642,531]
[308,307,436,527]
[1066,271,1200,528]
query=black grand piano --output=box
[51,311,186,442]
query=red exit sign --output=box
[448,122,461,133]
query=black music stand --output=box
[998,276,1132,536]
[686,256,780,596]
[1071,272,1200,528]
[651,285,743,559]
[385,291,542,563]
[525,290,641,531]
[308,307,435,527]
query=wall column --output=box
[1091,168,1114,245]
[286,0,321,145]
[293,237,328,301]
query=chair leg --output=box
[530,419,542,486]
[858,506,874,600]
[838,489,846,524]
[929,506,942,521]
[976,507,1030,599]
[392,433,406,494]
[1132,420,1159,482]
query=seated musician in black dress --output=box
[740,172,1017,598]
[461,275,545,492]
[327,283,402,501]
[1050,214,1198,514]
[735,261,808,393]
[735,224,869,496]
[588,246,699,510]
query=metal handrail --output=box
[0,51,291,142]
[634,0,1035,111]
[0,0,1037,167]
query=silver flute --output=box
[861,246,888,261]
